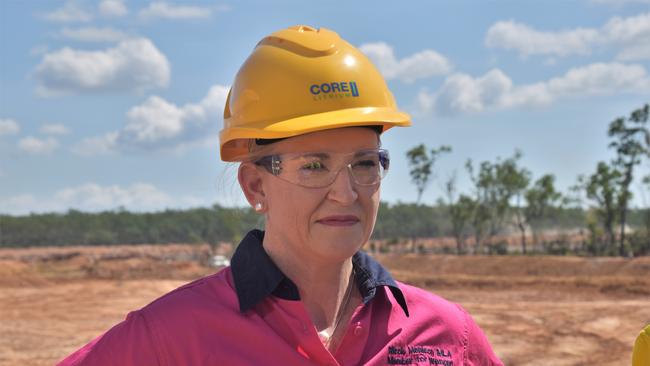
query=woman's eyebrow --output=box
[301,152,330,159]
[353,149,377,157]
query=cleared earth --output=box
[1,245,648,365]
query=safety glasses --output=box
[254,148,390,188]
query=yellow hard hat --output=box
[632,325,650,366]
[219,25,411,161]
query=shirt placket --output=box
[272,298,343,366]
[331,299,374,366]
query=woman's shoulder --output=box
[141,266,238,316]
[396,280,469,320]
[392,281,475,344]
[56,268,241,365]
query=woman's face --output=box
[252,127,381,263]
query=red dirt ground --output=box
[1,245,648,365]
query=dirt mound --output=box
[376,253,650,277]
[0,244,216,287]
[376,254,650,301]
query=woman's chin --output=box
[312,227,366,254]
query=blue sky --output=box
[1,0,649,215]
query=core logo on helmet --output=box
[309,81,359,101]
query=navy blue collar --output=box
[230,229,409,317]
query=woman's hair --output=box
[246,125,383,159]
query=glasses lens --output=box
[295,155,331,187]
[261,149,389,188]
[349,150,388,185]
[276,153,330,187]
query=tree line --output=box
[406,103,650,256]
[1,202,647,251]
[0,206,261,248]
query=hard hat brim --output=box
[220,107,411,161]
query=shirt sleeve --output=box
[462,308,504,366]
[56,310,162,366]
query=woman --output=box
[58,25,503,365]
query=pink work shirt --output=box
[58,230,503,365]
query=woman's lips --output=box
[316,215,360,226]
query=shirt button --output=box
[353,324,363,336]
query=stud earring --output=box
[254,202,263,211]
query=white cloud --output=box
[59,27,129,43]
[42,1,92,23]
[427,69,550,115]
[0,183,203,215]
[359,42,452,83]
[419,62,650,115]
[485,12,650,60]
[40,123,70,135]
[18,136,59,154]
[117,84,228,150]
[0,119,20,136]
[603,13,650,42]
[617,46,650,60]
[55,183,172,212]
[34,38,170,96]
[603,13,650,61]
[99,0,128,17]
[74,84,229,155]
[546,62,649,95]
[485,21,598,57]
[139,1,219,20]
[71,132,118,156]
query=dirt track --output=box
[1,246,649,365]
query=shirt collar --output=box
[230,229,409,317]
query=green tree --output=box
[406,144,451,204]
[465,159,490,253]
[608,103,649,255]
[444,173,474,255]
[583,162,622,255]
[629,175,650,256]
[518,174,562,253]
[499,155,532,253]
[466,151,530,253]
[405,144,450,253]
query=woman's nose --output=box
[326,165,359,204]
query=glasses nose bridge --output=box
[344,162,359,185]
[329,161,357,186]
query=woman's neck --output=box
[262,232,357,333]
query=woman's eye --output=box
[353,159,377,168]
[302,161,324,170]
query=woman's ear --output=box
[238,162,266,212]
